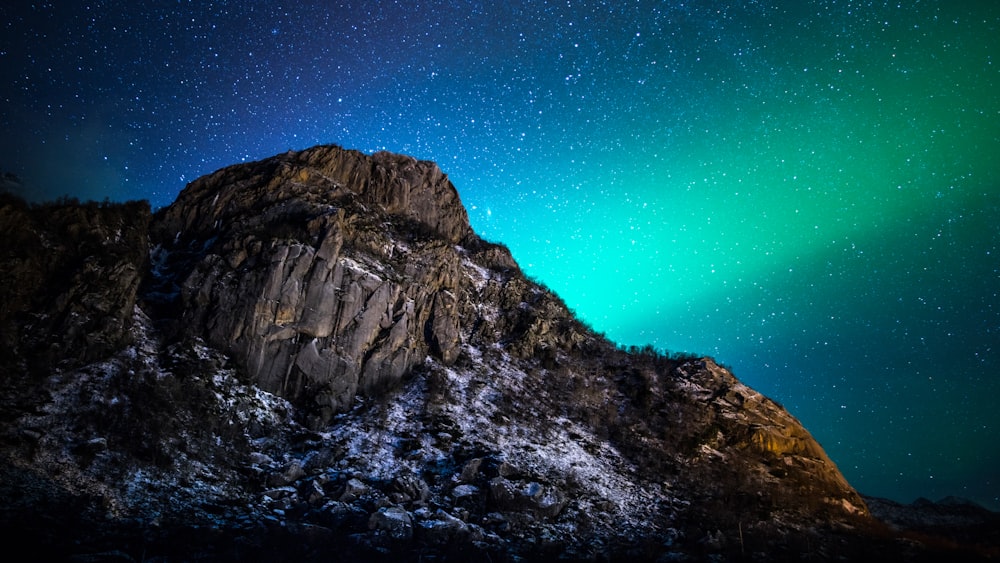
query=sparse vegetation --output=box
[0,193,151,373]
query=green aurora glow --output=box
[469,3,1000,509]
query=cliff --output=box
[148,146,487,426]
[1,146,989,562]
[0,195,150,374]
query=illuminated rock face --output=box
[149,146,502,426]
[1,146,919,561]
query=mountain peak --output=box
[5,146,992,561]
[155,145,474,246]
[149,146,519,426]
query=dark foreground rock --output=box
[0,146,994,562]
[0,195,150,374]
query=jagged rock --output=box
[428,290,461,365]
[452,484,479,499]
[0,196,150,373]
[458,457,483,483]
[368,506,413,541]
[304,479,326,504]
[488,477,567,519]
[392,474,430,504]
[496,461,519,478]
[148,146,485,426]
[249,452,274,466]
[268,460,306,487]
[302,448,337,472]
[340,478,368,503]
[415,507,470,545]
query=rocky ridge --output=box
[148,147,484,427]
[1,145,994,561]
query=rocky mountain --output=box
[865,495,1000,554]
[0,146,994,562]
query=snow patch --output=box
[340,256,384,282]
[461,256,492,291]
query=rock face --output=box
[148,146,499,426]
[1,145,989,562]
[0,195,150,374]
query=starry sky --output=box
[2,1,999,510]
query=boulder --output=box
[340,478,368,503]
[368,506,413,541]
[488,477,567,519]
[415,508,468,545]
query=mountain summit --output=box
[0,146,988,561]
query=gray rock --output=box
[340,477,368,503]
[267,460,306,487]
[150,146,480,426]
[249,451,274,466]
[458,457,483,483]
[368,506,413,541]
[452,484,480,499]
[392,473,430,504]
[304,479,326,504]
[416,508,468,545]
[488,477,567,519]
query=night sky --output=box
[3,1,999,510]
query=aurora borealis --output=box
[2,1,998,510]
